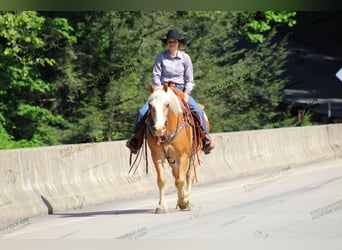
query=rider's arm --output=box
[152,52,163,87]
[183,52,194,94]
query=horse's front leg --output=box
[152,155,168,214]
[175,154,191,210]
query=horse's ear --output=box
[163,84,168,92]
[149,85,154,93]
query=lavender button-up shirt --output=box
[152,50,195,94]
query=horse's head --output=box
[148,84,182,137]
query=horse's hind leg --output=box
[153,158,168,214]
[186,162,195,195]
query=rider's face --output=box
[167,39,179,51]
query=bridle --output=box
[147,105,187,145]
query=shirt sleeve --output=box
[183,53,195,94]
[152,53,163,86]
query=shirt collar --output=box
[165,50,183,59]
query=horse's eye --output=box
[166,103,169,108]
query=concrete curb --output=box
[1,124,342,223]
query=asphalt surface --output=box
[2,158,342,240]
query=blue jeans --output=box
[134,85,209,136]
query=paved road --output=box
[2,158,342,240]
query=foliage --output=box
[0,11,73,148]
[0,11,303,149]
[233,11,297,43]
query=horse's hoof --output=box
[177,200,191,210]
[155,207,168,214]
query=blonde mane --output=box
[148,86,183,115]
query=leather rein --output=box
[147,112,187,145]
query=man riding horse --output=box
[126,29,214,155]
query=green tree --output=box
[232,11,296,43]
[0,11,74,148]
[0,11,300,149]
[173,11,295,132]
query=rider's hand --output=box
[183,92,189,103]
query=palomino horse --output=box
[146,84,206,213]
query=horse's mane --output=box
[148,86,183,115]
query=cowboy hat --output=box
[161,29,186,45]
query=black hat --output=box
[161,29,186,45]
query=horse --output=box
[146,84,206,213]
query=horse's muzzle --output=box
[153,125,166,137]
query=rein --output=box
[147,115,186,145]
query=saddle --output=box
[168,83,208,145]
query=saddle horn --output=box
[149,85,154,93]
[163,84,168,92]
